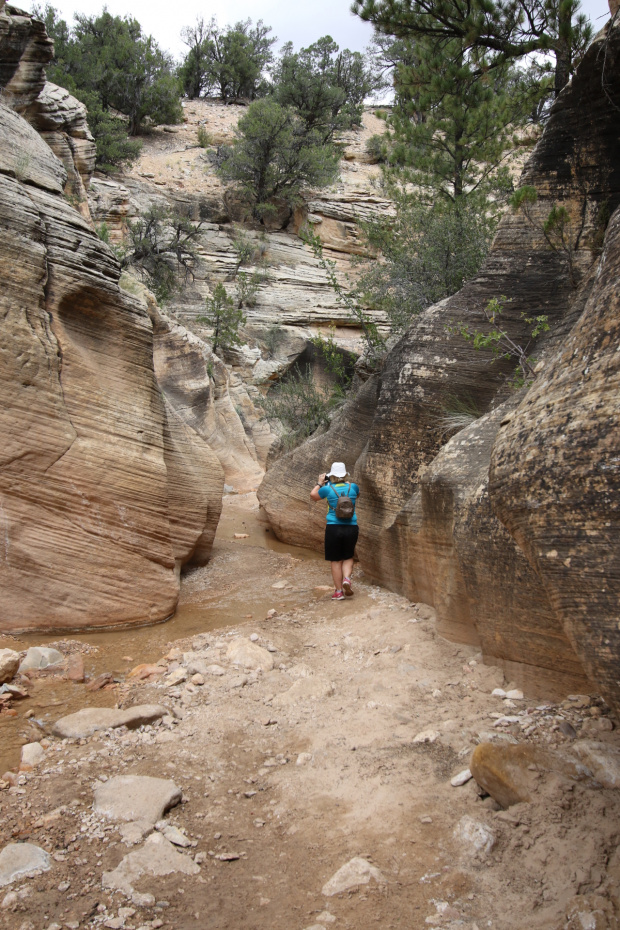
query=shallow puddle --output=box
[0,495,322,773]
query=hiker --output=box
[310,462,360,601]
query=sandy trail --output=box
[1,499,619,930]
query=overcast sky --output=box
[33,0,612,59]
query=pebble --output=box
[322,857,386,896]
[250,634,259,642]
[506,689,524,700]
[266,609,277,619]
[191,673,205,686]
[450,768,473,787]
[420,816,433,824]
[412,728,439,744]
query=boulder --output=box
[470,742,588,808]
[19,647,64,672]
[20,742,46,768]
[94,775,182,825]
[321,857,386,896]
[0,649,19,683]
[0,843,51,887]
[226,638,274,672]
[102,832,199,898]
[52,704,168,738]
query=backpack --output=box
[334,483,355,521]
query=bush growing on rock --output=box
[119,206,202,303]
[198,283,246,354]
[217,98,340,222]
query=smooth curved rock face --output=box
[490,205,620,714]
[150,304,276,490]
[0,3,53,111]
[258,23,620,703]
[0,96,221,631]
[415,404,589,698]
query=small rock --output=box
[53,704,167,738]
[165,668,188,687]
[65,655,85,682]
[492,688,507,697]
[296,752,313,766]
[266,609,277,619]
[191,674,205,686]
[412,728,439,744]
[0,843,51,887]
[0,649,20,684]
[119,821,153,846]
[322,857,386,896]
[161,825,192,848]
[128,664,164,680]
[420,816,433,824]
[450,768,472,787]
[226,639,274,672]
[454,816,496,856]
[316,913,337,924]
[86,672,114,692]
[505,689,524,700]
[20,742,46,769]
[102,833,199,897]
[234,533,249,539]
[559,720,577,739]
[57,880,70,892]
[249,634,259,642]
[205,665,226,677]
[18,647,64,673]
[573,741,620,789]
[94,775,182,825]
[103,919,123,929]
[271,580,290,589]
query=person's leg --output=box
[342,557,354,580]
[331,560,344,590]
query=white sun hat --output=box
[327,462,347,478]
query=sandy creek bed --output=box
[0,495,618,930]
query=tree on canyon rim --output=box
[347,0,593,333]
[178,17,276,102]
[34,5,181,164]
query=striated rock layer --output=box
[0,28,223,631]
[490,203,620,711]
[259,19,620,706]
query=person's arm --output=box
[310,473,327,501]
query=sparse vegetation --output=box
[259,365,331,448]
[118,206,202,303]
[449,296,550,387]
[198,283,246,354]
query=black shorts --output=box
[324,524,359,562]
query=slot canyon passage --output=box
[0,3,620,930]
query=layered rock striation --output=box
[0,10,223,632]
[259,19,620,707]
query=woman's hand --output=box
[318,473,327,486]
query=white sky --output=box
[33,0,613,60]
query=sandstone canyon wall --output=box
[0,4,223,633]
[259,20,620,708]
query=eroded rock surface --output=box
[258,21,620,705]
[0,14,223,632]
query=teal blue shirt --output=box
[318,481,360,525]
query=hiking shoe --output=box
[343,577,353,597]
[331,590,345,601]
